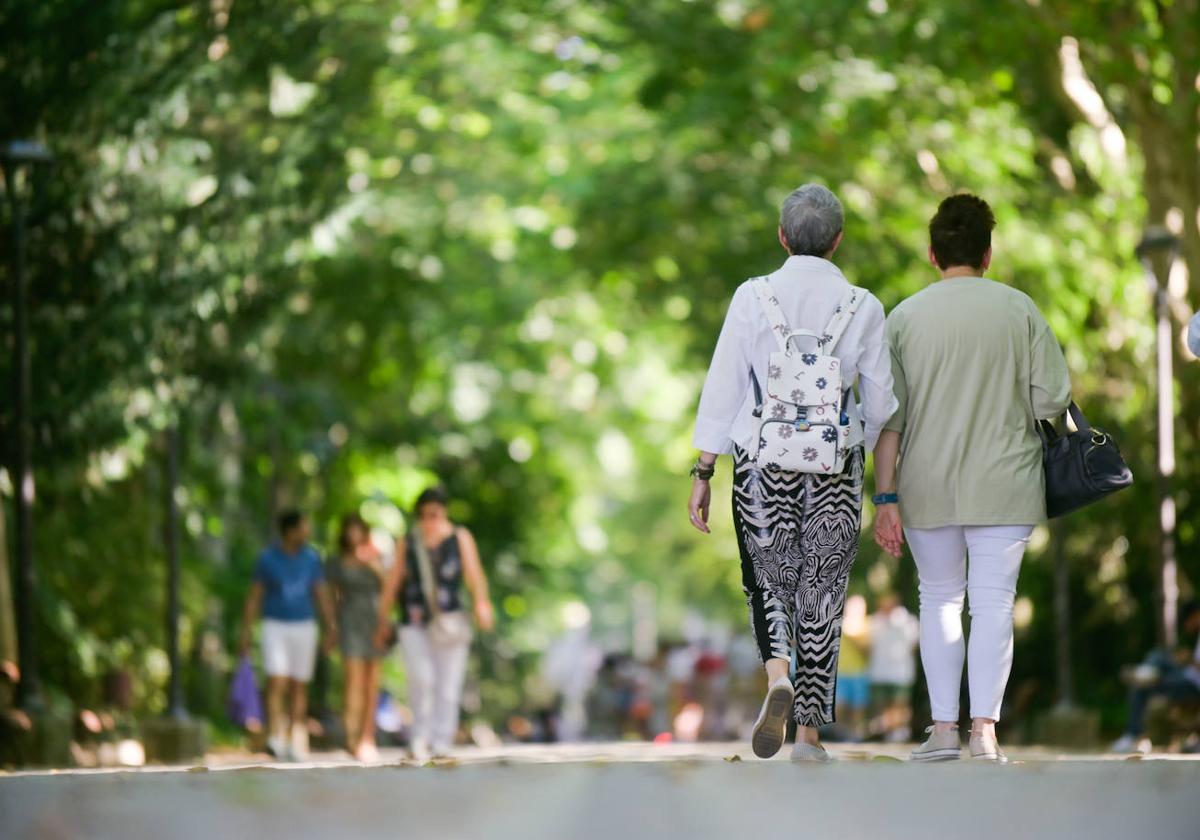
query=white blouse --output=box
[693,255,897,456]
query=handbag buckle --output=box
[1091,431,1108,446]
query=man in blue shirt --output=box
[240,510,337,760]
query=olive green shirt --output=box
[884,277,1072,528]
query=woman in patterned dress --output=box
[329,512,387,761]
[688,184,897,761]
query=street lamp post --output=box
[164,424,186,720]
[1137,226,1180,650]
[142,417,207,762]
[1,140,54,713]
[1052,520,1074,708]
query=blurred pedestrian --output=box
[868,592,919,742]
[689,184,897,762]
[1112,601,1200,754]
[1188,310,1200,358]
[541,607,602,742]
[873,194,1072,762]
[375,487,495,760]
[587,654,628,740]
[240,510,337,761]
[834,594,870,741]
[329,512,387,761]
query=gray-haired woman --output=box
[688,184,897,761]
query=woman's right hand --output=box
[372,619,393,650]
[688,478,712,534]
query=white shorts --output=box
[261,619,318,682]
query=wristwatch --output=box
[871,492,899,506]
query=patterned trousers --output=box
[732,446,864,727]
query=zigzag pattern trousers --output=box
[732,445,864,727]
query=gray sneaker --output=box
[790,741,836,763]
[969,729,1009,763]
[910,725,962,762]
[751,676,794,759]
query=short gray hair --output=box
[779,184,844,256]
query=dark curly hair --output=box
[337,512,370,553]
[929,194,995,271]
[414,485,450,515]
[277,509,305,537]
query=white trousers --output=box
[905,525,1033,722]
[399,624,471,751]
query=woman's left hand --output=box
[688,479,712,534]
[873,505,905,558]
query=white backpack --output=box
[750,278,866,475]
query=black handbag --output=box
[1037,402,1133,518]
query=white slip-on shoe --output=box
[288,722,310,762]
[409,739,432,763]
[751,676,794,759]
[1110,734,1151,755]
[790,741,836,763]
[431,743,453,760]
[969,729,1009,763]
[267,735,288,760]
[909,725,963,762]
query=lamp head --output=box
[1136,225,1179,260]
[1,141,54,165]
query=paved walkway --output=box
[3,742,1199,839]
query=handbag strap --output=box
[1066,402,1090,431]
[409,532,443,619]
[1037,401,1088,453]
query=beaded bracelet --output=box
[690,461,716,481]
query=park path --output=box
[3,742,1199,840]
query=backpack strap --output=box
[750,277,792,353]
[819,286,869,353]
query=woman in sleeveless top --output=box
[328,512,386,761]
[688,185,897,762]
[375,486,495,760]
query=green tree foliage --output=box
[1,0,1196,730]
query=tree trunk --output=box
[0,500,16,709]
[1052,520,1074,707]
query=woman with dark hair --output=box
[874,193,1072,762]
[375,487,495,760]
[328,512,386,761]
